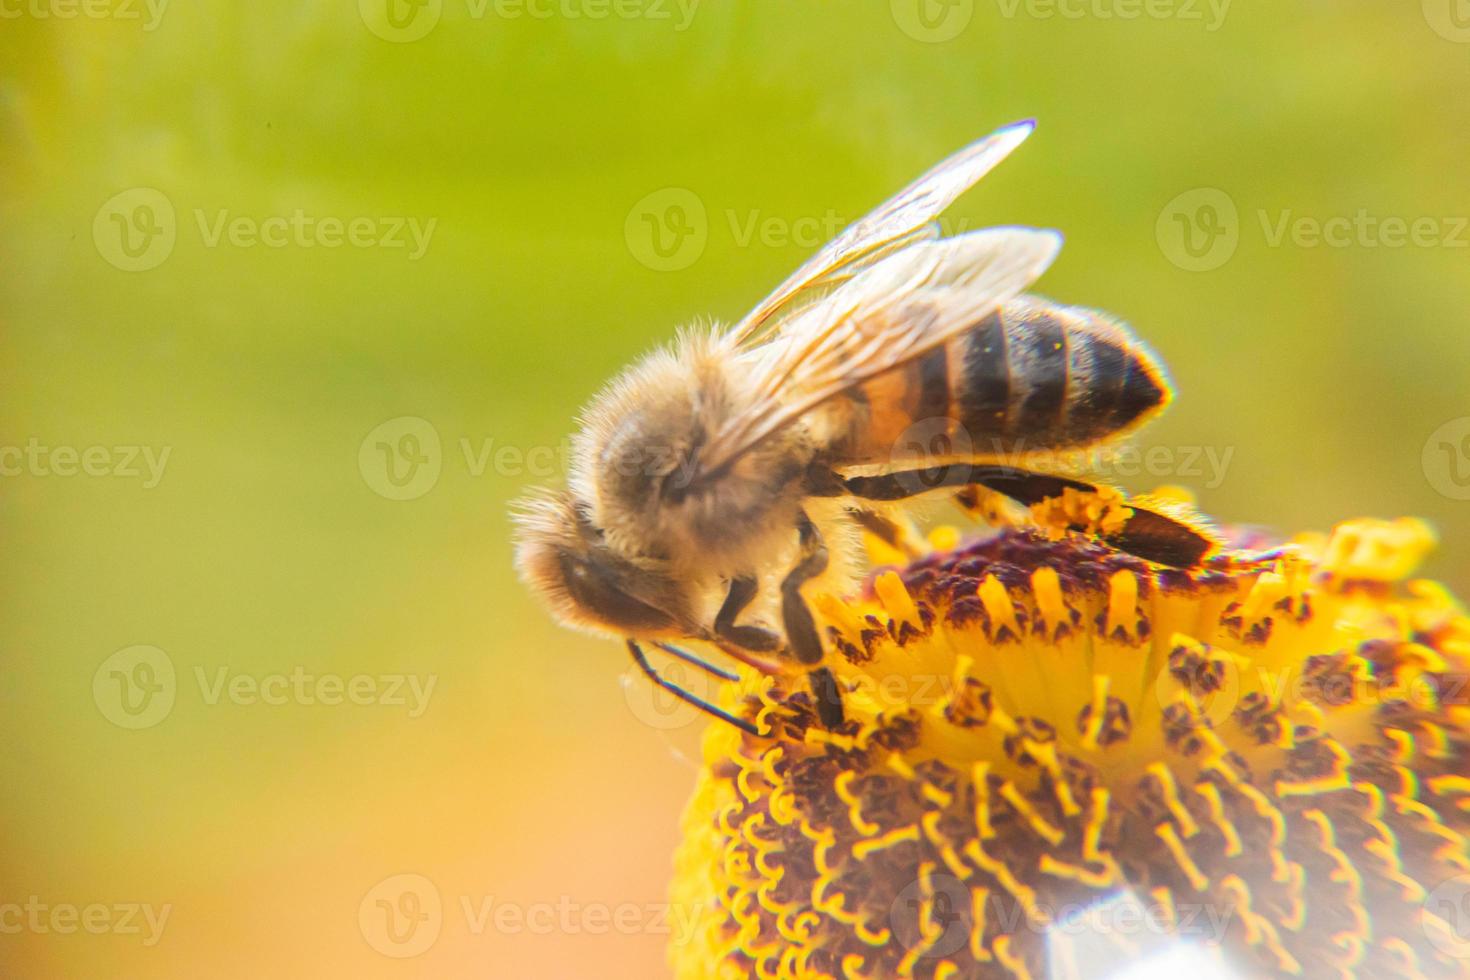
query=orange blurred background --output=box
[2,2,1468,976]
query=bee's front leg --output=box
[714,576,781,653]
[781,512,845,729]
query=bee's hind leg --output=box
[840,464,1216,569]
[781,512,845,729]
[954,486,1026,529]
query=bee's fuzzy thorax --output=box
[570,327,816,577]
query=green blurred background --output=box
[2,2,1468,976]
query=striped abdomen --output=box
[827,296,1171,466]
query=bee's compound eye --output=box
[557,550,675,633]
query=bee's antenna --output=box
[652,641,741,682]
[626,640,766,737]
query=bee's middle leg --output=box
[780,512,845,729]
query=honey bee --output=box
[513,121,1214,734]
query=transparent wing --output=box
[726,119,1036,349]
[696,226,1063,479]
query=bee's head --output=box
[512,490,684,637]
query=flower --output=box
[668,515,1470,979]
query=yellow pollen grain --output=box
[896,925,938,974]
[969,887,993,961]
[804,726,857,752]
[1150,887,1177,929]
[928,525,961,553]
[1418,720,1451,759]
[862,531,908,569]
[972,762,995,840]
[1320,517,1435,582]
[851,824,919,860]
[1239,569,1288,628]
[755,877,795,916]
[1038,853,1117,889]
[1080,674,1110,752]
[1195,782,1244,857]
[1030,566,1071,637]
[963,839,1043,924]
[1155,822,1209,892]
[992,935,1034,980]
[922,783,955,808]
[1147,762,1199,838]
[1429,774,1470,798]
[1083,789,1111,866]
[1275,738,1352,798]
[767,786,797,826]
[1236,782,1288,847]
[874,570,921,634]
[1379,938,1426,980]
[852,916,890,946]
[1219,875,1302,974]
[814,592,867,649]
[998,781,1065,846]
[811,875,851,921]
[1024,739,1081,816]
[979,575,1022,641]
[1302,809,1365,895]
[834,771,882,837]
[1384,728,1415,763]
[1106,569,1142,640]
